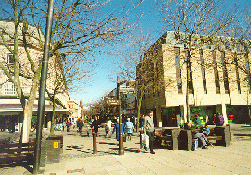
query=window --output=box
[213,51,220,94]
[175,47,182,94]
[234,54,241,94]
[185,49,194,94]
[221,51,230,94]
[245,52,251,92]
[7,53,14,64]
[200,49,207,94]
[4,81,15,95]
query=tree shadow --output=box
[0,162,33,173]
[233,133,251,137]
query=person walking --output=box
[105,123,110,137]
[66,120,71,132]
[91,116,100,135]
[86,124,91,137]
[112,119,125,141]
[77,118,84,135]
[125,118,134,140]
[139,115,145,132]
[144,112,155,154]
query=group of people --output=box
[91,114,155,154]
[111,118,135,141]
[187,112,225,149]
[63,112,225,154]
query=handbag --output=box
[142,133,149,148]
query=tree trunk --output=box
[50,95,56,134]
[21,102,33,143]
[21,75,40,143]
[186,54,191,123]
[136,88,143,132]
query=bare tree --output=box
[155,0,234,123]
[115,34,165,130]
[223,3,251,123]
[0,0,143,142]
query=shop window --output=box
[245,52,251,93]
[175,47,182,94]
[221,51,230,94]
[185,49,194,94]
[200,49,207,94]
[234,54,241,94]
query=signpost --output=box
[105,77,125,155]
[107,98,121,106]
[117,76,124,155]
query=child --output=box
[86,124,91,137]
[105,124,110,137]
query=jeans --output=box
[194,133,207,146]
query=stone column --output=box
[47,112,52,131]
[183,104,188,123]
[221,103,228,125]
[156,106,162,127]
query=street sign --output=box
[107,99,121,106]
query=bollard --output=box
[93,132,97,154]
[140,130,143,149]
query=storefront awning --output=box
[0,104,70,115]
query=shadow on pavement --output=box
[233,133,251,141]
[234,133,251,137]
[0,162,33,173]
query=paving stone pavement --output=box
[0,123,251,175]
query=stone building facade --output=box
[138,31,251,127]
[0,20,70,132]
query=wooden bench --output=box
[179,125,231,150]
[0,142,35,166]
[154,128,180,150]
[0,137,10,144]
[206,125,231,147]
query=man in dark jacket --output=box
[91,116,100,134]
[77,118,84,135]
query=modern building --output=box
[107,80,137,122]
[0,20,70,132]
[137,31,251,127]
[67,99,82,127]
[120,80,137,119]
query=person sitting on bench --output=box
[201,124,210,136]
[184,122,208,149]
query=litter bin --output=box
[46,135,63,149]
[45,135,63,164]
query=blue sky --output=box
[69,0,250,107]
[70,0,164,106]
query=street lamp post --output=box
[117,76,124,155]
[33,0,54,174]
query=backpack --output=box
[215,114,224,125]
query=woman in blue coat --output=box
[125,118,134,140]
[112,119,125,141]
